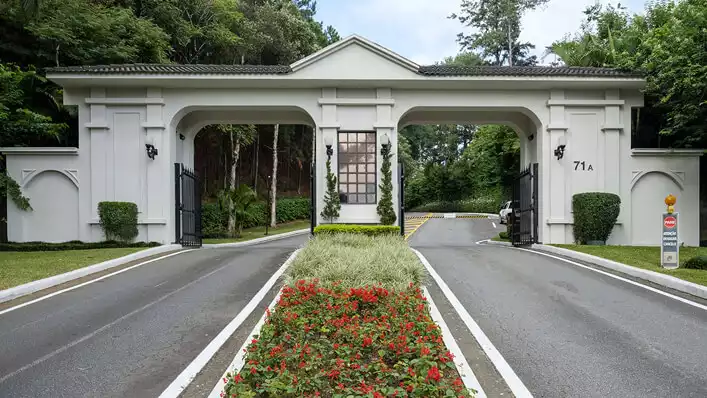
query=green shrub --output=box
[97,202,139,242]
[683,255,707,270]
[409,197,500,214]
[0,241,160,252]
[201,203,228,238]
[201,198,310,238]
[499,231,509,240]
[313,224,400,237]
[572,192,621,244]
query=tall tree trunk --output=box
[270,124,279,227]
[254,132,260,193]
[507,21,513,67]
[227,130,239,234]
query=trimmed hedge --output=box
[572,192,621,244]
[98,201,139,242]
[202,197,310,238]
[410,197,499,214]
[313,224,401,236]
[0,241,160,252]
[499,231,509,240]
[683,255,707,270]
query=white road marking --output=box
[412,249,533,398]
[159,249,302,398]
[0,250,193,316]
[0,261,226,384]
[492,222,497,229]
[475,239,490,245]
[516,248,707,312]
[422,286,486,398]
[154,281,168,288]
[208,289,283,398]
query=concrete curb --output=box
[532,244,707,301]
[482,239,707,301]
[201,229,310,248]
[0,244,182,304]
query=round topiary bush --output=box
[683,255,707,270]
[572,192,621,244]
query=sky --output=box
[316,0,646,66]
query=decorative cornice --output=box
[85,97,165,105]
[547,99,625,107]
[0,147,79,155]
[318,98,395,106]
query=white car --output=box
[499,200,512,224]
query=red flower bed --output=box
[222,279,474,397]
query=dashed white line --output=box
[492,222,497,228]
[412,248,534,398]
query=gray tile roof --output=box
[418,65,641,78]
[47,63,641,78]
[47,64,292,75]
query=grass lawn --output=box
[202,220,310,244]
[0,248,147,290]
[554,245,707,287]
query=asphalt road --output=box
[0,235,306,398]
[410,218,707,398]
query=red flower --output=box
[250,367,257,375]
[362,337,373,347]
[420,346,431,356]
[233,374,243,384]
[407,367,415,376]
[426,366,441,382]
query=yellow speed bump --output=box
[404,213,432,240]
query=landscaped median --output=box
[219,234,476,397]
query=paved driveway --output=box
[0,236,306,398]
[410,218,707,397]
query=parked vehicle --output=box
[499,200,512,224]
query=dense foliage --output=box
[97,201,139,242]
[549,0,707,148]
[223,280,473,397]
[313,225,400,237]
[218,184,258,238]
[202,197,310,238]
[572,193,621,244]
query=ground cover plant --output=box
[221,235,474,397]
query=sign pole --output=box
[661,194,679,269]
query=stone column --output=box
[602,89,622,194]
[546,89,569,243]
[317,87,339,225]
[143,88,168,242]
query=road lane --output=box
[410,218,707,397]
[0,236,306,398]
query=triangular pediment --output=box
[289,35,420,80]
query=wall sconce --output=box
[528,134,535,141]
[179,133,186,141]
[381,133,391,150]
[145,140,159,160]
[554,136,566,160]
[324,136,333,161]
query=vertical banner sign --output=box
[661,213,679,268]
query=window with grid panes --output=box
[338,132,377,204]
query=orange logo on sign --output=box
[664,216,676,229]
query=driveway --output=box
[0,235,306,398]
[410,218,707,397]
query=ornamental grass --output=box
[221,234,474,397]
[286,234,425,292]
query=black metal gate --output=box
[174,163,202,247]
[399,162,405,236]
[511,163,538,246]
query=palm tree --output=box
[217,184,258,238]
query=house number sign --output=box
[573,161,594,171]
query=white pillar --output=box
[546,89,569,243]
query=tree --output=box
[270,124,279,227]
[451,0,549,66]
[320,157,340,223]
[550,0,707,147]
[217,184,257,238]
[1,64,67,210]
[377,143,396,225]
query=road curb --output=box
[531,244,707,301]
[482,239,707,301]
[201,229,310,248]
[0,244,182,304]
